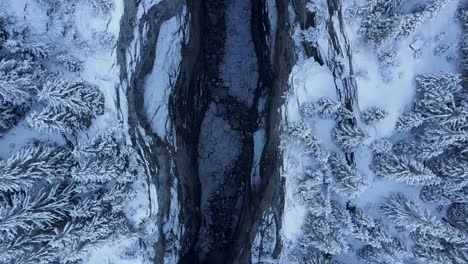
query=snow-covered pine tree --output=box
[381,193,467,243]
[87,0,115,14]
[37,80,104,115]
[0,142,71,192]
[395,112,425,131]
[370,139,393,154]
[71,131,130,184]
[52,215,127,264]
[360,0,450,48]
[296,167,332,216]
[332,122,368,153]
[361,107,388,125]
[420,184,467,204]
[54,54,83,72]
[0,58,37,105]
[447,202,468,231]
[71,154,126,184]
[298,212,349,255]
[73,130,119,158]
[354,0,402,17]
[417,123,467,150]
[0,232,54,264]
[430,155,468,189]
[371,154,439,185]
[301,98,341,119]
[286,122,329,161]
[415,73,461,107]
[27,107,90,133]
[291,248,338,264]
[0,185,71,240]
[328,154,368,197]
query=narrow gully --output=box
[195,0,261,262]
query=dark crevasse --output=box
[195,0,260,261]
[117,0,295,263]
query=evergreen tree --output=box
[332,122,368,153]
[447,203,468,231]
[37,80,104,115]
[54,55,83,72]
[430,155,468,189]
[381,193,467,243]
[420,184,467,204]
[328,154,368,197]
[87,0,115,14]
[0,143,71,192]
[360,0,450,47]
[71,154,126,184]
[301,98,341,119]
[286,122,329,161]
[27,107,90,133]
[395,112,424,132]
[299,212,349,255]
[418,124,467,150]
[0,186,71,240]
[371,154,439,185]
[0,58,37,105]
[370,139,393,154]
[361,107,388,125]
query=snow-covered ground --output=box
[143,14,185,140]
[280,0,464,262]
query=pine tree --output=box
[286,122,329,161]
[395,112,425,132]
[0,186,71,240]
[54,55,83,72]
[361,107,388,125]
[370,139,393,154]
[299,212,349,255]
[27,107,90,133]
[0,143,71,192]
[420,184,467,204]
[430,156,468,188]
[381,193,467,243]
[447,203,468,231]
[74,130,123,156]
[0,58,37,105]
[371,154,439,185]
[332,122,368,153]
[328,154,368,197]
[87,0,115,14]
[71,155,126,184]
[52,216,127,263]
[296,170,332,216]
[418,124,467,150]
[360,0,450,47]
[37,80,104,115]
[301,98,342,119]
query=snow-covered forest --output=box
[0,0,466,263]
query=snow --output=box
[280,0,464,261]
[83,236,145,264]
[0,120,65,159]
[250,128,266,189]
[266,0,278,60]
[143,15,184,139]
[220,0,259,106]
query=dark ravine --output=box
[116,0,296,263]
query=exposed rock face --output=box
[117,0,295,263]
